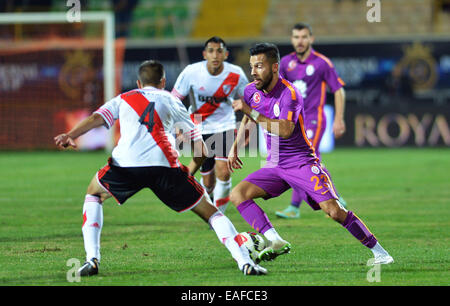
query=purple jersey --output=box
[280,49,344,148]
[244,77,318,168]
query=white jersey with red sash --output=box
[171,61,249,134]
[94,86,201,168]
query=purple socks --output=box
[343,211,377,248]
[236,199,273,234]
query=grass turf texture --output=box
[0,148,448,286]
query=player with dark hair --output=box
[227,43,394,265]
[276,22,347,219]
[54,60,267,276]
[171,36,249,214]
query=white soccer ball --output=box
[237,231,267,262]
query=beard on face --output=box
[255,71,273,91]
[296,43,310,57]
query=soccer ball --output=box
[236,231,267,262]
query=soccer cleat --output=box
[241,263,268,275]
[77,258,99,276]
[258,239,291,262]
[372,254,394,265]
[275,205,300,219]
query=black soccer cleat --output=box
[241,263,267,276]
[77,258,99,276]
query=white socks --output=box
[214,178,232,214]
[208,211,252,269]
[263,228,283,242]
[370,242,390,257]
[82,195,103,262]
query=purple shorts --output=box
[244,163,338,210]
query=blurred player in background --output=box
[171,36,249,214]
[228,43,393,265]
[276,22,347,219]
[54,60,267,276]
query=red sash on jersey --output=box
[121,90,179,168]
[190,72,240,124]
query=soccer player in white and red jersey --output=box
[171,36,249,214]
[276,23,347,219]
[54,60,267,276]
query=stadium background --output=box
[1,0,449,151]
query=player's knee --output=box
[230,188,245,206]
[86,176,110,202]
[215,161,230,181]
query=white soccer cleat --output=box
[372,254,394,265]
[258,239,291,262]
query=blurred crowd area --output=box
[1,0,450,39]
[1,0,449,108]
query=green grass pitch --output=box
[0,148,448,286]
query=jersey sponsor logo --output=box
[198,95,228,105]
[293,80,307,99]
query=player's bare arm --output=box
[187,139,209,175]
[54,113,106,148]
[333,87,346,138]
[232,99,295,139]
[227,114,251,173]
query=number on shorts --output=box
[139,102,155,132]
[311,175,331,195]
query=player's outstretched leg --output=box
[213,160,232,214]
[230,181,291,263]
[192,195,267,275]
[77,175,111,277]
[77,194,103,277]
[319,199,393,265]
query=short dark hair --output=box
[138,60,164,86]
[249,43,280,64]
[204,36,227,49]
[292,22,313,35]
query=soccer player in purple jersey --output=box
[276,22,347,219]
[227,43,393,265]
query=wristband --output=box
[250,109,260,121]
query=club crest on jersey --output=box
[306,64,315,76]
[311,165,320,175]
[222,84,232,96]
[288,59,297,71]
[273,102,280,117]
[253,92,261,104]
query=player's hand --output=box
[227,149,243,173]
[333,119,346,139]
[54,133,77,149]
[232,99,251,115]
